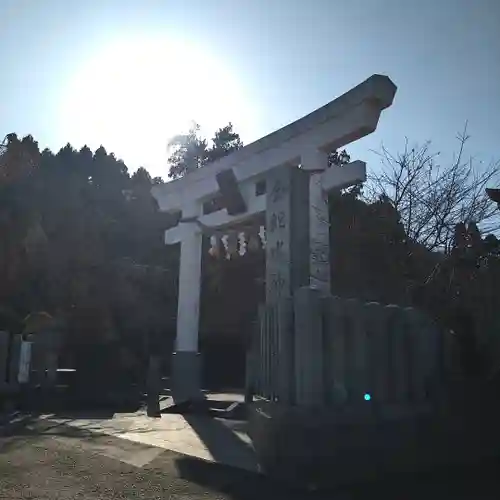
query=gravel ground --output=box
[0,418,324,500]
[1,418,500,500]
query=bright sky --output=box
[1,0,499,179]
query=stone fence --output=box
[251,286,456,411]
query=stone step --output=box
[160,398,247,420]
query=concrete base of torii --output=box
[171,351,203,402]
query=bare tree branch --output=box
[367,127,500,253]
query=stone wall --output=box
[248,396,500,488]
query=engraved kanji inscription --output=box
[270,239,285,259]
[269,211,287,233]
[270,179,287,203]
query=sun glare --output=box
[58,35,256,176]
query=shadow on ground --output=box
[0,417,163,457]
[173,454,323,500]
[13,385,145,420]
[184,414,257,471]
[174,452,500,500]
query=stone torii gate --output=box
[152,74,397,401]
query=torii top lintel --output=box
[152,74,397,213]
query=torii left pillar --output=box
[171,202,203,401]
